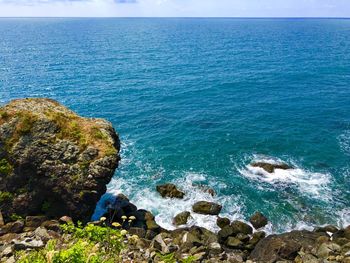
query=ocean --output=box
[0,18,349,233]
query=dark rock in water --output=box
[173,211,191,226]
[192,201,222,215]
[249,230,328,262]
[217,217,230,229]
[250,161,292,173]
[249,212,268,229]
[192,183,216,197]
[314,225,339,234]
[156,184,185,199]
[0,98,120,222]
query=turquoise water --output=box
[0,18,349,232]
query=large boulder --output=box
[249,212,268,229]
[173,211,191,226]
[0,98,120,222]
[192,201,222,215]
[250,162,292,173]
[249,230,328,262]
[156,184,185,199]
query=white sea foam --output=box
[336,208,350,228]
[94,169,246,232]
[93,140,345,233]
[238,155,331,200]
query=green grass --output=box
[17,222,125,263]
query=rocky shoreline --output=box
[1,99,349,263]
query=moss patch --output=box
[1,111,38,151]
[0,105,117,160]
[0,158,13,175]
[45,110,117,158]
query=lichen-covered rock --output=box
[156,184,185,199]
[173,211,191,226]
[249,211,268,229]
[192,201,222,215]
[217,217,230,229]
[0,98,120,222]
[249,230,328,262]
[231,220,253,235]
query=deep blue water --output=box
[0,18,349,232]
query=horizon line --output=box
[0,16,350,19]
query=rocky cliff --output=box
[0,98,120,222]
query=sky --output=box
[0,0,350,17]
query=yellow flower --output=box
[131,235,139,240]
[120,230,128,236]
[100,217,107,222]
[112,222,121,227]
[121,215,127,220]
[129,216,136,221]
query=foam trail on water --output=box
[336,209,350,228]
[238,155,331,201]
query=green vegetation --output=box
[9,213,24,221]
[0,109,9,120]
[91,127,108,140]
[16,112,37,135]
[45,110,117,158]
[156,252,197,263]
[0,191,13,203]
[0,158,13,175]
[1,104,118,161]
[16,222,125,263]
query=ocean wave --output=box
[93,141,344,233]
[238,155,332,201]
[101,171,244,232]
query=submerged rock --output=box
[250,161,292,173]
[249,212,268,229]
[192,201,222,215]
[192,183,216,197]
[156,183,185,199]
[0,98,120,222]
